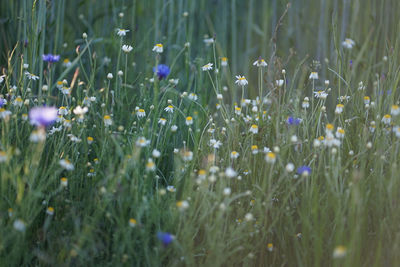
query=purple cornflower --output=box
[0,97,5,108]
[153,64,170,80]
[157,231,174,246]
[297,166,311,176]
[287,116,302,126]
[42,54,60,63]
[29,106,58,127]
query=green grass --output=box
[1,0,400,266]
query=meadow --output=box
[1,0,400,266]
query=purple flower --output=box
[297,166,311,176]
[0,97,5,108]
[29,106,58,127]
[157,231,174,246]
[42,54,60,63]
[153,64,170,80]
[287,116,302,125]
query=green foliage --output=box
[0,0,400,266]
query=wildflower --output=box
[86,169,95,178]
[63,59,72,68]
[364,96,370,105]
[61,87,71,95]
[391,105,400,116]
[0,108,11,119]
[117,28,129,36]
[153,64,170,79]
[253,58,268,67]
[209,139,222,149]
[336,127,345,139]
[46,207,55,216]
[393,126,400,138]
[146,159,156,171]
[265,152,276,164]
[136,137,150,147]
[225,167,237,178]
[309,72,319,80]
[59,159,74,171]
[103,115,112,126]
[382,114,391,125]
[107,73,113,79]
[157,232,174,246]
[314,91,328,99]
[29,106,58,127]
[181,150,192,161]
[323,133,341,147]
[276,79,284,87]
[42,54,60,63]
[285,163,295,172]
[176,200,189,211]
[335,104,344,114]
[158,118,167,126]
[188,93,198,101]
[358,81,366,91]
[13,219,26,232]
[342,38,355,49]
[249,124,259,134]
[152,43,163,53]
[73,105,88,117]
[251,145,259,154]
[171,125,178,132]
[333,245,347,258]
[12,96,23,107]
[235,75,248,86]
[338,95,350,102]
[297,166,311,176]
[164,105,174,113]
[136,109,146,118]
[221,57,228,67]
[0,97,6,107]
[29,128,46,142]
[244,213,254,221]
[0,75,5,84]
[63,119,72,128]
[287,117,302,125]
[0,151,7,163]
[326,123,334,133]
[185,116,193,126]
[302,97,310,109]
[25,72,39,80]
[167,185,176,192]
[234,106,241,115]
[203,38,214,46]
[122,45,133,53]
[129,218,137,227]
[202,63,213,71]
[267,243,274,252]
[230,151,239,159]
[152,149,161,158]
[223,187,231,196]
[58,106,68,116]
[60,177,68,187]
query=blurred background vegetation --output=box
[1,0,398,90]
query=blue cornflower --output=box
[297,166,311,176]
[157,231,174,246]
[42,54,60,63]
[287,116,302,126]
[153,64,170,80]
[0,97,5,108]
[29,106,58,127]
